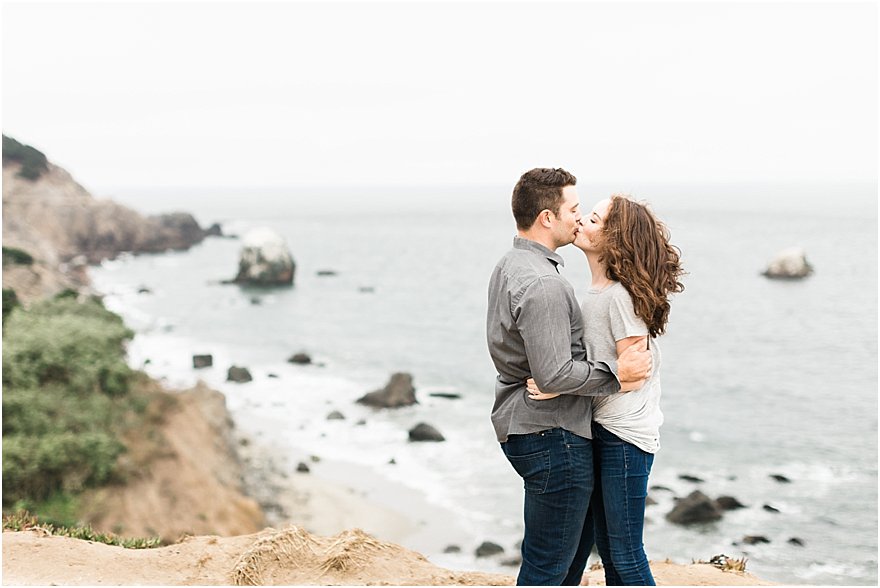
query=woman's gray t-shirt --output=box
[582,282,663,453]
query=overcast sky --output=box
[2,1,877,190]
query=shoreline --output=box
[234,421,478,562]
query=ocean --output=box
[90,181,877,585]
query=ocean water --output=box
[90,182,878,585]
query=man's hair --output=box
[511,168,577,230]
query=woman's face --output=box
[574,197,612,253]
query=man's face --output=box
[550,185,582,247]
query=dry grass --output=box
[693,554,749,573]
[231,526,319,586]
[230,526,397,586]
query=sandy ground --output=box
[2,526,774,586]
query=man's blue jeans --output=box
[591,422,656,586]
[502,428,594,586]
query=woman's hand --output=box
[526,377,561,401]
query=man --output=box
[487,167,651,586]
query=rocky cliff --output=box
[2,140,208,303]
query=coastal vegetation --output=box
[1,293,162,540]
[2,288,20,324]
[2,135,49,180]
[3,510,160,549]
[2,246,34,266]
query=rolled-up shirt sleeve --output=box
[514,275,620,397]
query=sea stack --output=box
[762,246,814,279]
[232,227,295,286]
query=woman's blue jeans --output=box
[591,422,656,586]
[502,428,594,586]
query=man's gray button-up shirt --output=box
[487,236,620,443]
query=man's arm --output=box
[515,276,620,397]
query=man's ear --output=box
[538,209,553,228]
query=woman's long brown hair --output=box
[599,195,685,338]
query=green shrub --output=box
[2,135,49,181]
[2,430,124,503]
[2,246,34,266]
[2,297,134,396]
[2,288,20,324]
[2,297,135,507]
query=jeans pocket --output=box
[505,449,551,495]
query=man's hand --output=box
[617,337,652,389]
[526,377,561,401]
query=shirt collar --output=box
[513,236,566,268]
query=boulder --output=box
[327,410,345,421]
[408,422,445,442]
[227,366,253,383]
[762,246,814,279]
[475,541,504,557]
[357,373,417,408]
[192,354,213,369]
[296,462,310,473]
[743,535,771,545]
[316,270,338,276]
[769,474,792,483]
[443,545,462,554]
[788,537,805,547]
[429,392,462,400]
[715,496,747,511]
[231,227,295,286]
[205,223,223,237]
[678,474,704,483]
[763,504,780,513]
[665,490,723,525]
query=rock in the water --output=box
[288,353,312,365]
[679,474,704,483]
[429,392,462,400]
[475,541,504,557]
[763,504,781,513]
[665,490,723,525]
[327,410,345,420]
[357,372,418,408]
[316,270,338,276]
[193,354,213,369]
[408,422,445,442]
[296,462,310,473]
[502,556,522,567]
[650,485,674,493]
[137,285,152,294]
[443,545,462,554]
[715,496,747,511]
[769,474,792,483]
[788,537,806,547]
[762,246,814,279]
[310,455,321,463]
[205,223,224,237]
[743,535,771,545]
[646,496,658,506]
[227,366,253,383]
[231,227,295,286]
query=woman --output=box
[528,194,685,586]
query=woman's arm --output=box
[528,335,649,400]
